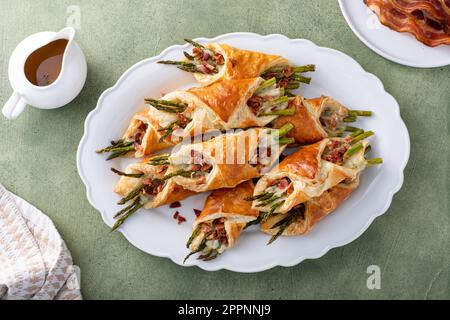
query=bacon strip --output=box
[365,0,450,47]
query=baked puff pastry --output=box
[272,96,373,145]
[250,132,379,220]
[158,39,315,89]
[148,126,294,193]
[110,160,196,231]
[96,111,172,160]
[98,77,297,160]
[184,181,259,262]
[260,178,360,244]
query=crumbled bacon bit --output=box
[193,47,202,58]
[177,113,191,128]
[170,201,181,208]
[202,52,210,61]
[173,211,186,224]
[215,53,224,65]
[194,209,202,217]
[247,95,268,114]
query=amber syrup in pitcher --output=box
[24,39,68,87]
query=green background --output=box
[0,0,449,300]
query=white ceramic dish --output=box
[77,33,410,272]
[339,0,450,68]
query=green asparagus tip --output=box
[344,126,362,132]
[106,145,136,160]
[183,251,197,264]
[349,110,373,117]
[366,158,383,166]
[350,130,364,138]
[351,131,374,145]
[256,77,277,93]
[111,200,144,232]
[111,168,144,178]
[292,64,316,73]
[291,74,311,84]
[343,116,357,123]
[184,38,205,49]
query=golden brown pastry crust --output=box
[188,78,260,123]
[170,128,286,193]
[260,179,359,236]
[194,181,259,248]
[252,138,369,214]
[194,43,289,86]
[114,160,196,209]
[122,111,173,157]
[272,96,349,145]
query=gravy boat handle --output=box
[2,92,27,120]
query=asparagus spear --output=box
[366,158,383,166]
[117,184,145,205]
[106,145,136,160]
[290,74,311,84]
[111,168,144,178]
[255,77,277,94]
[279,138,296,145]
[111,198,145,232]
[261,201,285,222]
[344,143,363,158]
[244,192,275,202]
[256,194,282,207]
[350,129,364,138]
[343,116,357,123]
[183,232,210,263]
[244,192,274,201]
[148,154,170,166]
[344,126,362,132]
[351,131,374,145]
[184,38,206,50]
[186,225,201,248]
[292,65,316,73]
[349,110,372,117]
[260,109,296,117]
[145,99,187,113]
[202,250,220,261]
[276,123,294,138]
[96,139,134,154]
[183,51,194,60]
[286,82,301,90]
[267,204,305,245]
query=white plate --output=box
[77,33,410,272]
[339,0,450,68]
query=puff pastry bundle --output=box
[184,181,259,262]
[97,77,305,159]
[158,39,315,87]
[247,132,382,243]
[147,126,291,193]
[273,96,372,145]
[111,160,196,231]
[111,126,293,231]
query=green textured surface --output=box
[0,0,449,300]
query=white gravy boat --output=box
[3,27,87,120]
